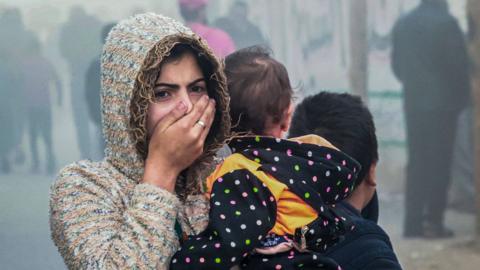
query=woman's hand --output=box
[142,95,216,192]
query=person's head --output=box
[70,5,86,19]
[289,92,379,208]
[225,45,293,137]
[0,7,23,28]
[422,0,448,9]
[229,1,248,22]
[178,0,208,23]
[141,43,215,140]
[101,13,230,197]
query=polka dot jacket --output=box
[170,135,361,270]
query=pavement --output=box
[1,172,479,270]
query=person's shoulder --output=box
[343,214,394,250]
[439,13,461,28]
[51,160,125,200]
[327,216,401,270]
[55,159,109,179]
[213,17,231,27]
[211,26,233,40]
[208,153,254,179]
[206,153,251,191]
[394,10,417,31]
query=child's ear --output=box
[365,163,377,187]
[281,102,294,132]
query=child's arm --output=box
[170,169,277,269]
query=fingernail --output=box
[210,98,216,104]
[203,95,209,101]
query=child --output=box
[171,46,360,270]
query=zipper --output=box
[300,225,309,250]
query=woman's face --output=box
[146,51,208,137]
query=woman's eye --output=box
[154,90,170,100]
[191,85,206,93]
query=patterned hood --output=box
[101,13,230,185]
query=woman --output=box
[49,13,230,269]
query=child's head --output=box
[225,46,293,137]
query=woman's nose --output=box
[179,90,194,113]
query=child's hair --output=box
[225,45,293,135]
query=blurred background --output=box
[0,0,479,269]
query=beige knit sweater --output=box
[50,13,228,270]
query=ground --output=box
[379,191,480,270]
[1,173,479,269]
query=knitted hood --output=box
[101,13,230,192]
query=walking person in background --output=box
[22,37,62,174]
[0,50,17,173]
[391,0,471,238]
[85,22,116,159]
[178,0,235,58]
[59,6,102,159]
[0,8,34,168]
[214,1,268,49]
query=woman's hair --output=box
[130,38,230,198]
[161,43,214,81]
[225,46,293,135]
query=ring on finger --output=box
[195,120,206,129]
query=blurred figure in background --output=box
[0,51,17,173]
[59,6,102,159]
[22,36,62,174]
[85,22,116,160]
[449,107,474,213]
[178,0,235,58]
[214,1,267,49]
[0,8,34,168]
[391,0,471,238]
[449,14,476,214]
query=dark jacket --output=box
[391,1,470,112]
[325,202,402,270]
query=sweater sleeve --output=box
[170,169,277,270]
[182,194,210,235]
[49,164,181,270]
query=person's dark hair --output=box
[232,0,247,10]
[421,0,448,9]
[162,43,214,89]
[289,92,379,184]
[225,45,293,135]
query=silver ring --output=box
[196,120,206,128]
